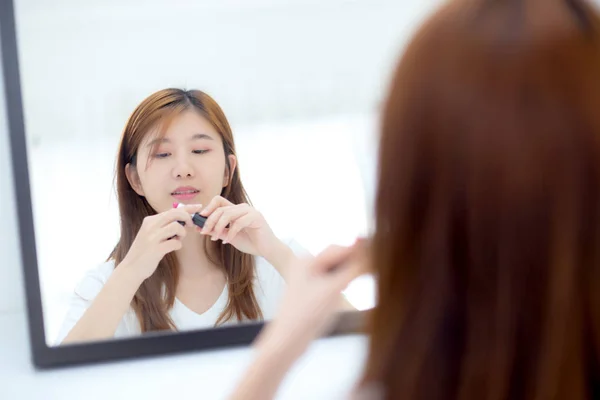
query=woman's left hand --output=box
[198,195,279,257]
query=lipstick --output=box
[174,202,207,228]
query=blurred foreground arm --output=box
[228,241,368,400]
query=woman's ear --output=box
[223,154,237,188]
[125,163,145,196]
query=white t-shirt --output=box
[55,239,308,345]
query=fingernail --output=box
[173,202,179,208]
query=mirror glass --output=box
[14,0,425,347]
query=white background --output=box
[1,1,441,399]
[12,0,437,345]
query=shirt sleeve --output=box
[53,262,114,345]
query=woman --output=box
[56,88,326,344]
[230,0,600,398]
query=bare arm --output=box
[264,240,358,311]
[230,328,369,400]
[229,244,365,400]
[229,323,306,400]
[61,265,142,344]
[262,238,297,281]
[60,206,200,345]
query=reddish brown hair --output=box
[362,0,600,398]
[109,89,262,332]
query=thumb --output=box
[311,245,354,275]
[331,256,366,292]
[316,240,369,290]
[186,203,204,214]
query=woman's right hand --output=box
[120,204,204,281]
[255,239,369,356]
[228,240,369,400]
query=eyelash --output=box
[153,150,210,159]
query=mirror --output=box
[7,0,430,356]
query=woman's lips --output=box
[172,191,199,201]
[171,187,200,201]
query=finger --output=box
[311,245,355,275]
[159,238,183,255]
[351,238,372,275]
[201,207,226,235]
[160,220,187,241]
[179,204,205,230]
[324,242,369,292]
[152,208,192,228]
[158,208,195,227]
[331,258,366,292]
[200,195,234,217]
[213,206,249,240]
[223,214,253,244]
[180,203,204,214]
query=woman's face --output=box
[126,109,237,213]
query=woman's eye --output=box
[193,150,210,155]
[154,153,170,159]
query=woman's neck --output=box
[175,233,220,278]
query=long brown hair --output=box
[362,0,600,398]
[109,88,262,332]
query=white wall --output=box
[14,0,437,145]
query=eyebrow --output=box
[146,133,215,147]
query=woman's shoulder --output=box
[73,259,117,301]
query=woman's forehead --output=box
[142,110,221,146]
[165,110,218,137]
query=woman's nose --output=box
[173,156,195,178]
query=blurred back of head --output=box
[363,0,600,398]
